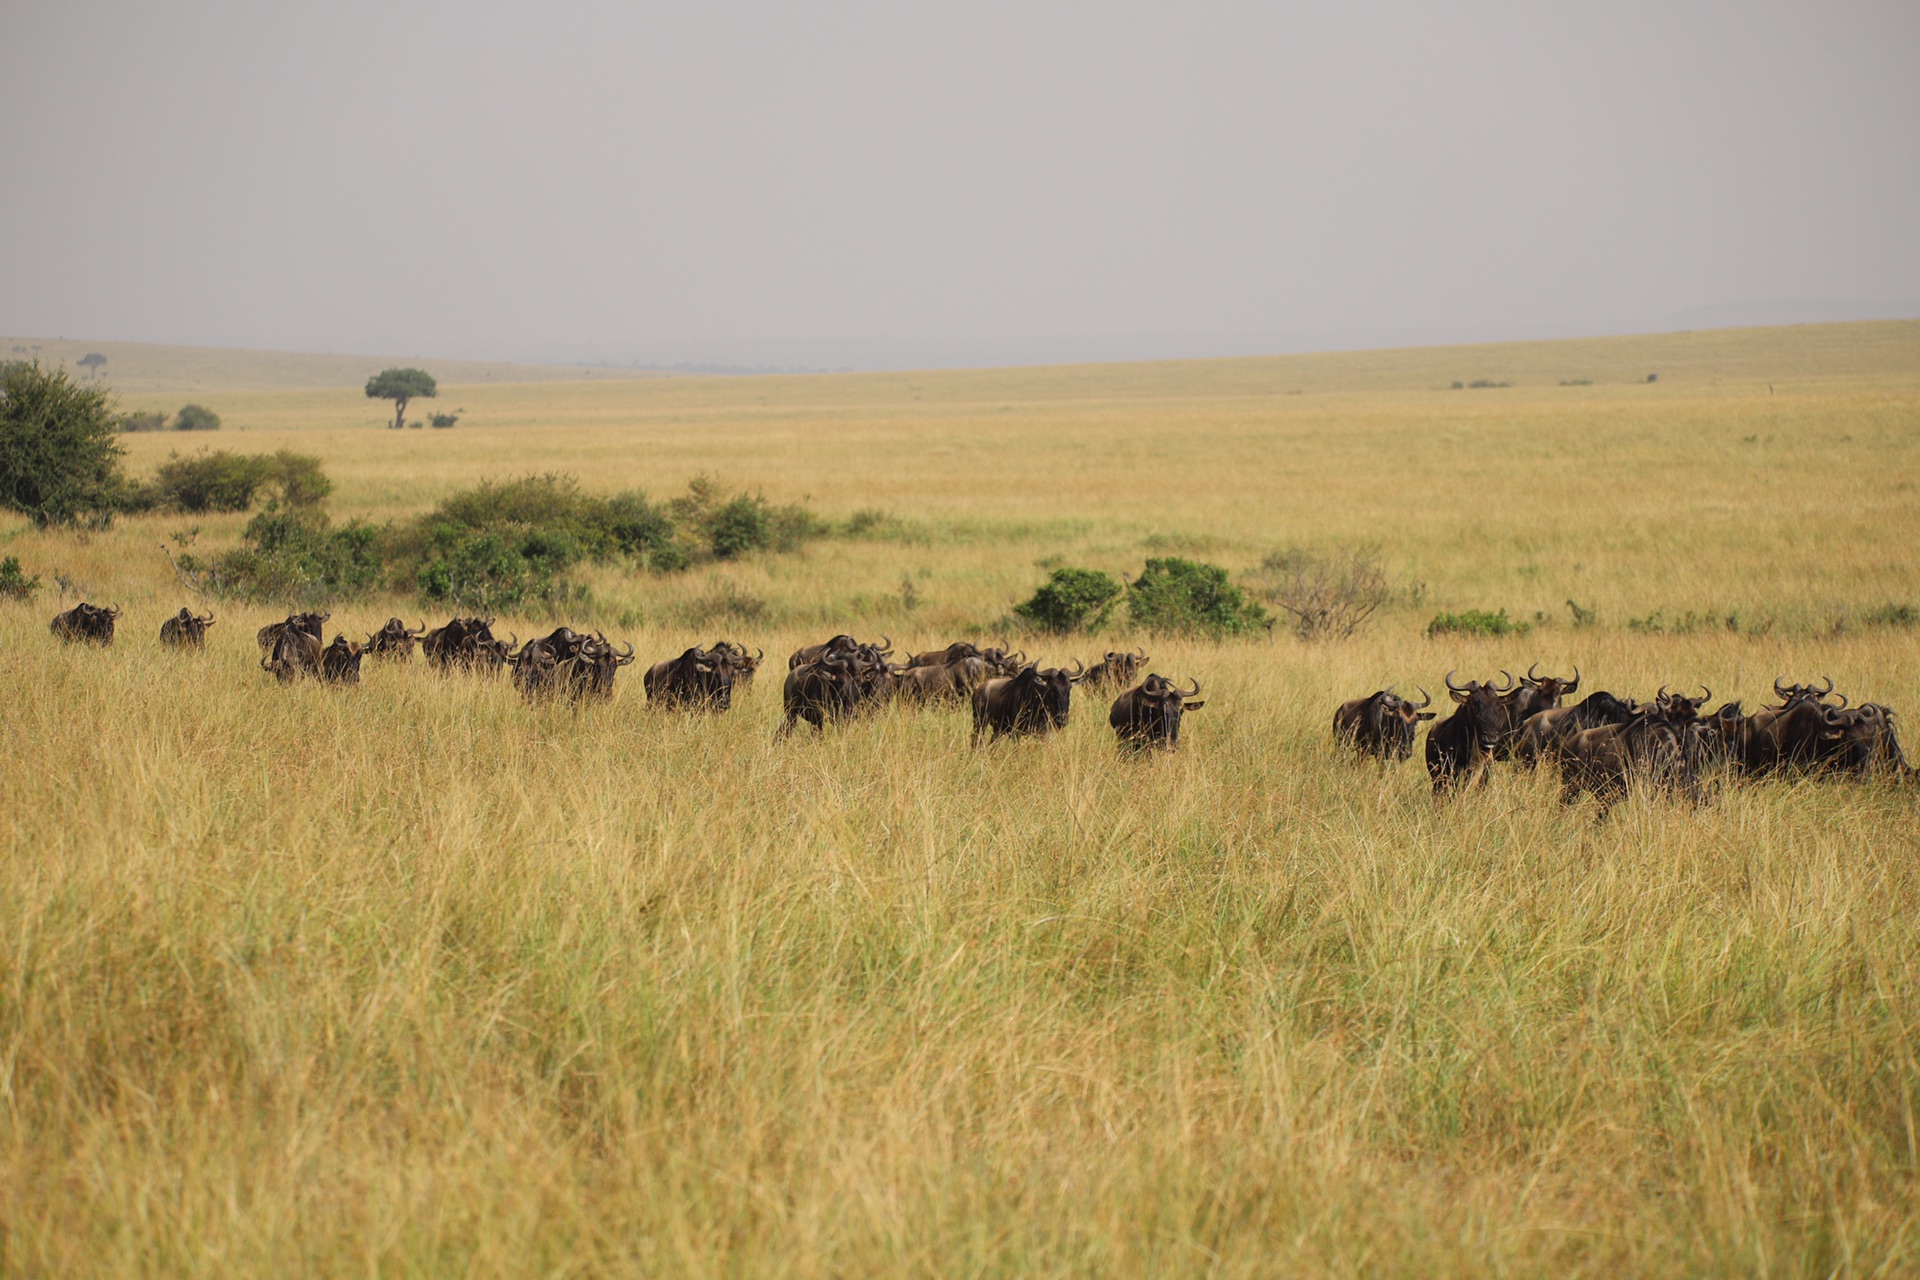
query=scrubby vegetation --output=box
[0,554,38,601]
[1125,556,1269,637]
[1248,544,1388,640]
[1426,607,1530,638]
[1014,566,1123,633]
[0,360,127,526]
[129,449,331,514]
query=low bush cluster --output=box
[1015,557,1268,637]
[1427,608,1530,638]
[1248,544,1387,640]
[0,555,39,601]
[126,450,331,514]
[1015,567,1123,633]
[120,403,220,432]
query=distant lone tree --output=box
[76,352,108,379]
[364,367,437,430]
[172,403,221,431]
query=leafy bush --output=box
[1427,608,1530,638]
[173,403,221,431]
[1859,602,1917,629]
[0,555,39,601]
[670,475,828,559]
[1126,557,1269,637]
[120,410,169,433]
[1015,567,1123,633]
[135,449,331,514]
[0,360,128,526]
[1249,544,1387,640]
[175,505,386,603]
[429,412,459,429]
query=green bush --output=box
[137,449,331,514]
[173,403,221,431]
[1126,557,1269,637]
[120,410,168,433]
[1426,608,1530,638]
[0,555,39,601]
[1015,567,1124,633]
[0,361,128,526]
[176,504,386,603]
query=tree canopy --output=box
[0,361,127,526]
[364,368,437,430]
[173,403,221,431]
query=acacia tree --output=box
[76,352,108,379]
[0,361,127,525]
[364,367,436,430]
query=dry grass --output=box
[2,322,1918,1275]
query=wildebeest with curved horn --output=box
[782,654,862,733]
[645,645,737,710]
[972,660,1084,743]
[158,607,215,649]
[1110,674,1204,750]
[1333,686,1434,761]
[905,640,981,669]
[261,618,324,682]
[1556,705,1701,815]
[1512,690,1638,767]
[707,641,762,692]
[51,602,120,644]
[423,616,514,673]
[1425,670,1515,794]
[366,617,427,661]
[896,651,987,703]
[1493,663,1578,757]
[1084,647,1149,691]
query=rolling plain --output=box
[2,321,1918,1275]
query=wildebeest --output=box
[905,640,981,669]
[320,635,366,684]
[1826,703,1915,778]
[50,602,120,644]
[707,641,762,692]
[1555,705,1701,815]
[782,655,862,732]
[1493,664,1578,757]
[1084,647,1149,690]
[158,606,215,649]
[261,622,323,682]
[561,633,634,699]
[1110,674,1204,750]
[790,633,890,669]
[423,616,515,673]
[896,653,987,703]
[1512,690,1638,767]
[971,660,1084,743]
[645,645,737,710]
[975,645,1028,678]
[1425,671,1515,794]
[257,611,328,654]
[366,617,427,661]
[510,628,630,701]
[1332,686,1434,761]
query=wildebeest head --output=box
[1445,669,1514,754]
[52,601,120,644]
[1771,676,1837,709]
[1653,685,1711,728]
[1087,647,1149,689]
[320,635,365,683]
[366,617,426,659]
[976,645,1027,678]
[1111,673,1204,750]
[159,606,215,648]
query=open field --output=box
[3,322,1919,1274]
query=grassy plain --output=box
[2,321,1919,1275]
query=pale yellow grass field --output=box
[2,322,1919,1275]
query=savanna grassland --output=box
[3,322,1919,1276]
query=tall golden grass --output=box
[2,322,1918,1274]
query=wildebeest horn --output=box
[1830,692,1849,709]
[1065,658,1085,677]
[1444,670,1467,693]
[1656,685,1670,703]
[1134,646,1147,660]
[1816,677,1833,696]
[1413,686,1432,709]
[1697,685,1711,704]
[1774,677,1793,698]
[1179,676,1201,698]
[108,602,122,618]
[877,634,893,653]
[318,610,330,622]
[1496,670,1515,691]
[617,641,634,662]
[1566,666,1579,693]
[409,619,427,635]
[1526,661,1542,683]
[751,646,764,661]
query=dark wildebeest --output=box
[645,645,737,710]
[366,617,427,661]
[708,641,762,692]
[257,611,328,655]
[51,602,120,644]
[510,635,561,699]
[1555,705,1702,815]
[262,623,323,682]
[897,653,987,704]
[1084,647,1149,691]
[782,655,862,733]
[1332,686,1434,761]
[1826,703,1915,778]
[1513,690,1638,768]
[423,616,514,673]
[1110,674,1204,751]
[1493,663,1578,757]
[158,607,215,649]
[790,633,889,669]
[320,635,366,684]
[560,633,633,700]
[976,645,1027,678]
[905,640,982,669]
[1425,670,1515,794]
[971,661,1084,743]
[1718,695,1847,775]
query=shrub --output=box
[120,410,168,433]
[140,449,330,514]
[1126,557,1269,637]
[1249,544,1387,640]
[0,555,39,601]
[1859,602,1918,629]
[1015,567,1123,633]
[176,504,386,603]
[173,403,221,431]
[0,360,128,526]
[1426,608,1530,639]
[429,412,459,429]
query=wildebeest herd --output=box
[45,604,1912,802]
[1337,664,1914,812]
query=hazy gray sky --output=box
[4,1,1916,369]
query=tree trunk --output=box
[393,396,408,430]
